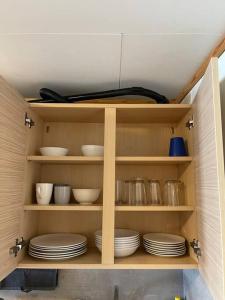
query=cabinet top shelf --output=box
[28,103,191,123]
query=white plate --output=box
[143,241,185,250]
[143,239,185,245]
[143,246,186,253]
[29,245,87,255]
[145,249,186,257]
[144,245,186,253]
[29,251,86,260]
[29,246,87,255]
[30,233,87,248]
[143,233,185,245]
[30,241,87,251]
[29,252,87,259]
[95,229,140,239]
[29,248,87,259]
[143,241,185,248]
[144,246,186,254]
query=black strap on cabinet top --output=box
[28,87,169,104]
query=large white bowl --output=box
[81,145,104,157]
[96,244,139,257]
[95,229,139,239]
[96,241,140,249]
[40,147,69,156]
[72,188,101,205]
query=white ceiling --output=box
[0,0,224,99]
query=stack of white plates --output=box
[143,233,186,257]
[29,233,87,260]
[95,229,140,257]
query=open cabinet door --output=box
[0,77,27,280]
[193,57,225,299]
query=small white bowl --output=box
[72,188,101,205]
[81,145,104,157]
[40,147,69,156]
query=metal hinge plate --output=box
[25,112,35,128]
[190,238,201,259]
[186,116,194,130]
[9,237,27,257]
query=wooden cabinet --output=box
[0,58,225,299]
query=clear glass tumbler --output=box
[163,180,184,206]
[147,180,162,205]
[124,179,135,205]
[133,178,147,205]
[116,180,125,205]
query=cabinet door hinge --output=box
[190,239,201,259]
[25,112,35,128]
[9,237,27,257]
[186,116,194,130]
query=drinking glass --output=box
[147,180,162,205]
[133,178,147,205]
[124,179,135,205]
[163,180,184,206]
[116,180,126,204]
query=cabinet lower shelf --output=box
[24,205,194,212]
[18,249,197,270]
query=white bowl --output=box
[40,147,69,156]
[72,188,101,205]
[96,242,140,249]
[96,244,139,257]
[81,145,104,157]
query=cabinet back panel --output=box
[21,211,40,244]
[37,211,102,246]
[40,165,103,204]
[116,165,177,181]
[42,122,104,156]
[116,124,174,156]
[116,164,194,206]
[115,212,181,235]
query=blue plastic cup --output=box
[169,137,187,156]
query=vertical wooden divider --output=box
[101,107,116,264]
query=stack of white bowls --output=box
[29,233,87,260]
[143,233,186,257]
[95,229,140,257]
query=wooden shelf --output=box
[24,205,193,212]
[116,156,192,165]
[27,156,192,165]
[18,249,197,270]
[29,104,105,122]
[116,104,191,123]
[24,204,102,211]
[115,205,194,212]
[18,248,101,269]
[114,249,198,269]
[27,156,103,164]
[29,103,191,123]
